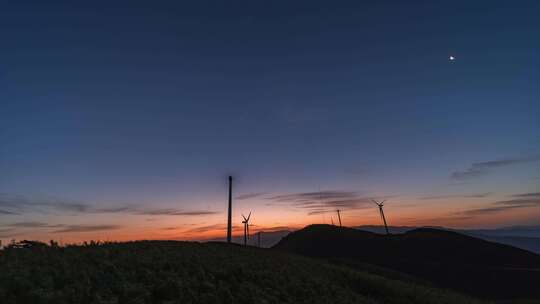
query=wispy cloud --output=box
[458,205,526,216]
[0,209,18,215]
[511,192,540,198]
[161,227,181,231]
[495,198,540,207]
[52,225,122,233]
[235,192,266,200]
[0,193,219,217]
[5,222,63,228]
[0,222,122,235]
[0,193,89,214]
[451,155,540,180]
[266,190,373,214]
[408,215,475,224]
[184,224,240,234]
[418,192,492,200]
[457,193,540,216]
[94,206,136,213]
[136,209,220,216]
[268,191,358,202]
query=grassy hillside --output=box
[274,225,540,300]
[0,240,482,304]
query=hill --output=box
[0,240,482,304]
[357,225,540,253]
[273,224,540,300]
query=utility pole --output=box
[227,176,232,243]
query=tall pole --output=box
[227,176,232,243]
[380,207,389,235]
[337,209,342,227]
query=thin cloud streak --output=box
[5,222,63,228]
[495,198,540,207]
[451,155,540,180]
[0,193,89,214]
[235,192,266,200]
[53,225,122,233]
[1,222,121,233]
[459,205,527,216]
[266,190,373,215]
[0,193,219,217]
[419,193,492,200]
[456,196,540,216]
[267,191,358,202]
[512,192,540,198]
[0,209,18,215]
[184,224,241,234]
[136,209,220,216]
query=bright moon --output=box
[449,56,455,61]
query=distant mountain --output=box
[357,225,540,253]
[274,224,540,300]
[466,225,540,238]
[205,229,291,248]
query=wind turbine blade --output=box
[242,214,247,221]
[247,211,251,221]
[371,199,379,206]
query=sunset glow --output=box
[1,1,539,246]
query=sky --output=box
[1,1,540,244]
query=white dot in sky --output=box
[449,56,455,61]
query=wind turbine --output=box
[372,200,389,235]
[242,212,251,246]
[336,209,342,227]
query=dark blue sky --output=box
[1,1,539,241]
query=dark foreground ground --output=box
[0,240,482,304]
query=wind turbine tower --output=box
[372,200,389,235]
[242,212,251,246]
[227,176,233,243]
[336,209,342,227]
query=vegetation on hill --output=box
[273,224,540,300]
[0,239,482,304]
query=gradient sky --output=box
[1,1,540,244]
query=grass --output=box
[0,240,484,304]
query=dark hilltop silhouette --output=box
[358,225,540,254]
[273,224,540,300]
